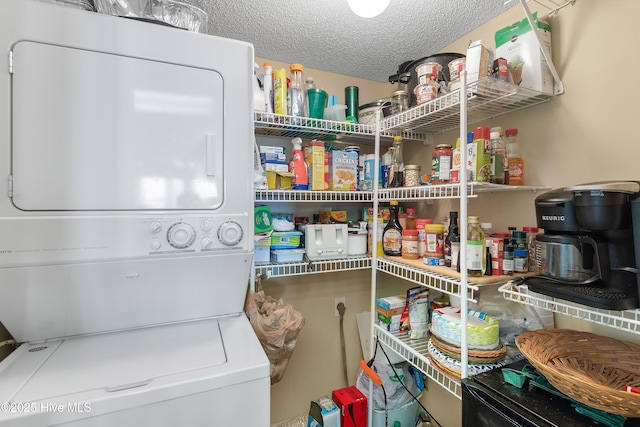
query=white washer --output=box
[0,1,269,425]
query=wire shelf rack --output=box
[255,189,373,202]
[499,282,640,335]
[374,325,462,399]
[255,256,372,279]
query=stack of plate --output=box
[94,0,207,33]
[38,0,95,11]
[428,307,507,378]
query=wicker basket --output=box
[515,329,640,418]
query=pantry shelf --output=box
[254,111,425,145]
[255,256,372,279]
[377,183,549,202]
[380,78,552,135]
[374,325,462,399]
[255,189,373,202]
[499,282,640,336]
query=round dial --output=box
[217,221,243,246]
[149,221,162,234]
[167,222,196,249]
[201,236,213,249]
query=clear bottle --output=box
[388,136,404,188]
[383,200,403,256]
[489,131,508,184]
[444,211,459,268]
[466,216,486,277]
[304,77,316,117]
[289,64,306,118]
[405,208,417,230]
[506,128,524,185]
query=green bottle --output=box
[466,216,486,277]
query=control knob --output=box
[167,222,196,249]
[217,221,243,246]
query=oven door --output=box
[11,40,224,212]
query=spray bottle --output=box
[290,137,308,190]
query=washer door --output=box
[11,41,224,211]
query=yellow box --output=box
[309,140,327,191]
[329,150,358,191]
[265,170,294,190]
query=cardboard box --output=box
[307,140,327,191]
[260,152,287,164]
[376,312,401,325]
[254,205,272,234]
[495,12,553,95]
[465,40,493,85]
[265,170,293,190]
[331,387,367,427]
[259,145,286,154]
[375,305,404,318]
[329,150,358,191]
[308,396,339,427]
[452,139,491,183]
[319,210,348,224]
[263,162,289,173]
[375,295,406,311]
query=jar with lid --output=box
[391,90,409,115]
[404,165,421,187]
[416,218,432,257]
[401,230,419,260]
[514,249,529,273]
[424,223,445,265]
[512,230,527,250]
[502,242,515,275]
[430,144,452,184]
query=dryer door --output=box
[11,41,224,211]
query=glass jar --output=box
[404,165,421,187]
[391,90,409,115]
[430,144,452,184]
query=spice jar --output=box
[404,165,421,187]
[401,229,419,260]
[430,144,452,184]
[514,249,529,273]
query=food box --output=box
[254,236,271,264]
[306,140,327,191]
[318,210,347,224]
[452,139,491,183]
[331,386,367,427]
[254,205,273,234]
[259,145,286,154]
[260,152,287,164]
[271,248,305,263]
[375,294,406,311]
[271,231,302,249]
[263,162,289,173]
[465,40,493,85]
[308,396,339,427]
[329,150,358,191]
[495,12,553,95]
[265,170,293,190]
[375,305,404,318]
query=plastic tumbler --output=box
[345,86,359,121]
[307,88,327,119]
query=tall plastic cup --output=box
[307,88,327,119]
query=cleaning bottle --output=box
[273,68,287,115]
[263,62,274,114]
[290,137,308,190]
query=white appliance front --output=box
[0,1,269,425]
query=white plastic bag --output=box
[253,136,268,190]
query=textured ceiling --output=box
[182,0,514,82]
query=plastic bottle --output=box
[263,62,274,114]
[489,131,508,184]
[503,242,515,275]
[466,216,486,277]
[444,211,459,268]
[304,77,316,116]
[290,137,308,190]
[388,136,404,187]
[383,200,403,256]
[289,64,306,118]
[506,128,524,185]
[273,68,287,115]
[405,208,417,230]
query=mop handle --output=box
[359,360,382,385]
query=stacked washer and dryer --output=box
[0,0,270,425]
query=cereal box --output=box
[329,150,358,191]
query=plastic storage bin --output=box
[271,231,302,249]
[271,248,305,263]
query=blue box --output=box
[260,152,287,164]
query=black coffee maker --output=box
[527,181,640,310]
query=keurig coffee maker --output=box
[525,181,640,310]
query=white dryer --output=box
[0,0,269,425]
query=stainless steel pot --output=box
[535,234,610,282]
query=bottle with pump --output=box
[466,216,486,277]
[289,64,306,119]
[506,128,524,185]
[290,137,308,190]
[383,200,403,256]
[262,62,274,114]
[388,136,404,188]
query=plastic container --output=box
[271,248,305,263]
[323,104,347,122]
[372,398,420,427]
[401,229,419,260]
[271,231,302,249]
[448,58,466,85]
[424,223,445,258]
[404,165,421,187]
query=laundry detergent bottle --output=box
[290,137,308,190]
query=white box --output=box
[263,162,290,173]
[259,145,286,154]
[465,40,493,85]
[495,12,553,95]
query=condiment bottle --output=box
[388,136,404,188]
[466,216,486,277]
[430,144,453,184]
[503,242,515,275]
[405,208,417,230]
[444,211,459,267]
[383,200,403,256]
[289,64,306,118]
[489,131,508,184]
[506,128,524,185]
[514,249,529,273]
